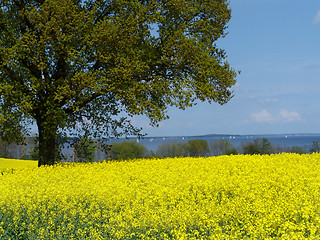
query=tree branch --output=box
[13,0,36,33]
[1,65,32,97]
[65,92,102,115]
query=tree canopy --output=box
[0,0,238,166]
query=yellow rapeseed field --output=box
[1,153,320,239]
[0,158,37,172]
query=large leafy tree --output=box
[0,0,238,166]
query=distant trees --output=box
[187,140,210,157]
[73,136,97,163]
[309,141,320,153]
[210,139,237,156]
[155,137,311,158]
[241,138,309,155]
[29,142,39,160]
[0,136,314,161]
[224,148,239,155]
[242,138,273,155]
[290,146,306,154]
[0,140,15,158]
[0,137,35,159]
[108,141,149,160]
[156,142,187,158]
[156,139,210,158]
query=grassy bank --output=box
[1,153,320,239]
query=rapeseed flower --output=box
[1,153,320,239]
[0,158,37,173]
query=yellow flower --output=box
[1,153,320,239]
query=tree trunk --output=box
[37,119,58,167]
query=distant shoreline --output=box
[138,133,320,139]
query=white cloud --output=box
[279,110,302,122]
[259,98,279,104]
[251,109,274,123]
[251,109,302,123]
[266,98,279,103]
[314,10,320,24]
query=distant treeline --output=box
[1,137,320,162]
[107,138,311,160]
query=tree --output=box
[210,139,235,156]
[108,141,148,160]
[0,140,14,158]
[290,146,306,154]
[73,136,97,162]
[186,139,210,157]
[224,148,238,155]
[0,0,238,166]
[309,141,320,153]
[29,143,39,160]
[156,141,187,158]
[242,138,273,155]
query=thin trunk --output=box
[37,119,58,167]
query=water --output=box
[106,134,320,153]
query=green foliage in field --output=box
[290,146,306,154]
[108,141,148,160]
[156,142,188,158]
[242,138,273,155]
[309,141,320,153]
[156,139,210,158]
[210,139,238,156]
[73,136,97,162]
[186,139,210,157]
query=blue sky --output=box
[136,0,320,137]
